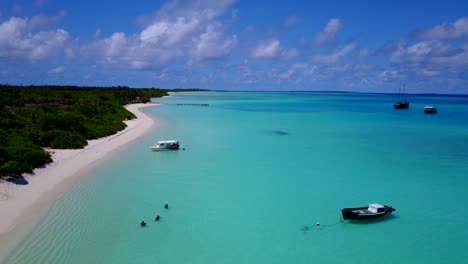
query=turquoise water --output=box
[5,92,468,263]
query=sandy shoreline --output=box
[0,103,158,240]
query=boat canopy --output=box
[157,140,179,144]
[368,204,384,213]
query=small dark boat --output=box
[394,84,409,109]
[424,106,437,114]
[394,101,409,109]
[341,204,395,220]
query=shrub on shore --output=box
[0,85,170,177]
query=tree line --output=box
[0,85,186,177]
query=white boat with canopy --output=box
[149,140,180,151]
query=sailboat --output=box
[394,84,409,109]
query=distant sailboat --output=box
[394,84,409,109]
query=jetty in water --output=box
[175,103,209,106]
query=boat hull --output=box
[394,102,409,109]
[341,205,395,220]
[150,147,179,151]
[424,109,437,114]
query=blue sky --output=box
[1,0,467,93]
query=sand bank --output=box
[0,103,158,237]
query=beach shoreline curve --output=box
[0,103,158,252]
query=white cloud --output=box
[231,9,238,19]
[154,0,236,21]
[28,11,67,30]
[376,37,468,88]
[83,32,180,70]
[431,44,468,68]
[281,49,299,59]
[82,0,237,69]
[94,28,101,38]
[314,18,343,46]
[421,69,440,77]
[233,59,264,84]
[313,43,355,63]
[414,17,468,40]
[298,63,372,82]
[273,69,295,80]
[250,39,281,59]
[0,16,69,60]
[140,17,200,47]
[303,65,318,75]
[378,70,405,81]
[358,47,369,57]
[292,62,308,69]
[200,75,212,83]
[391,40,464,65]
[48,66,65,73]
[34,0,50,7]
[154,69,169,81]
[284,15,302,27]
[191,24,237,61]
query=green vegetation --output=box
[0,85,171,177]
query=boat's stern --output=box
[341,208,358,220]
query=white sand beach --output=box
[0,103,158,238]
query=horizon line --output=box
[3,84,468,97]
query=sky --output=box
[0,0,467,93]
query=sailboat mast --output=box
[403,83,406,101]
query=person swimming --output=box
[164,204,169,209]
[155,215,161,221]
[141,221,147,227]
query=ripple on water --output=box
[6,180,96,264]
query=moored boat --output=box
[149,140,180,151]
[341,203,395,220]
[394,84,410,109]
[424,106,437,114]
[394,101,409,109]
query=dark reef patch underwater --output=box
[265,130,289,136]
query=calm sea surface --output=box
[5,92,468,263]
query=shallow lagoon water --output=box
[5,92,468,263]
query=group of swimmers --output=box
[141,204,169,227]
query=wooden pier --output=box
[175,103,209,106]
